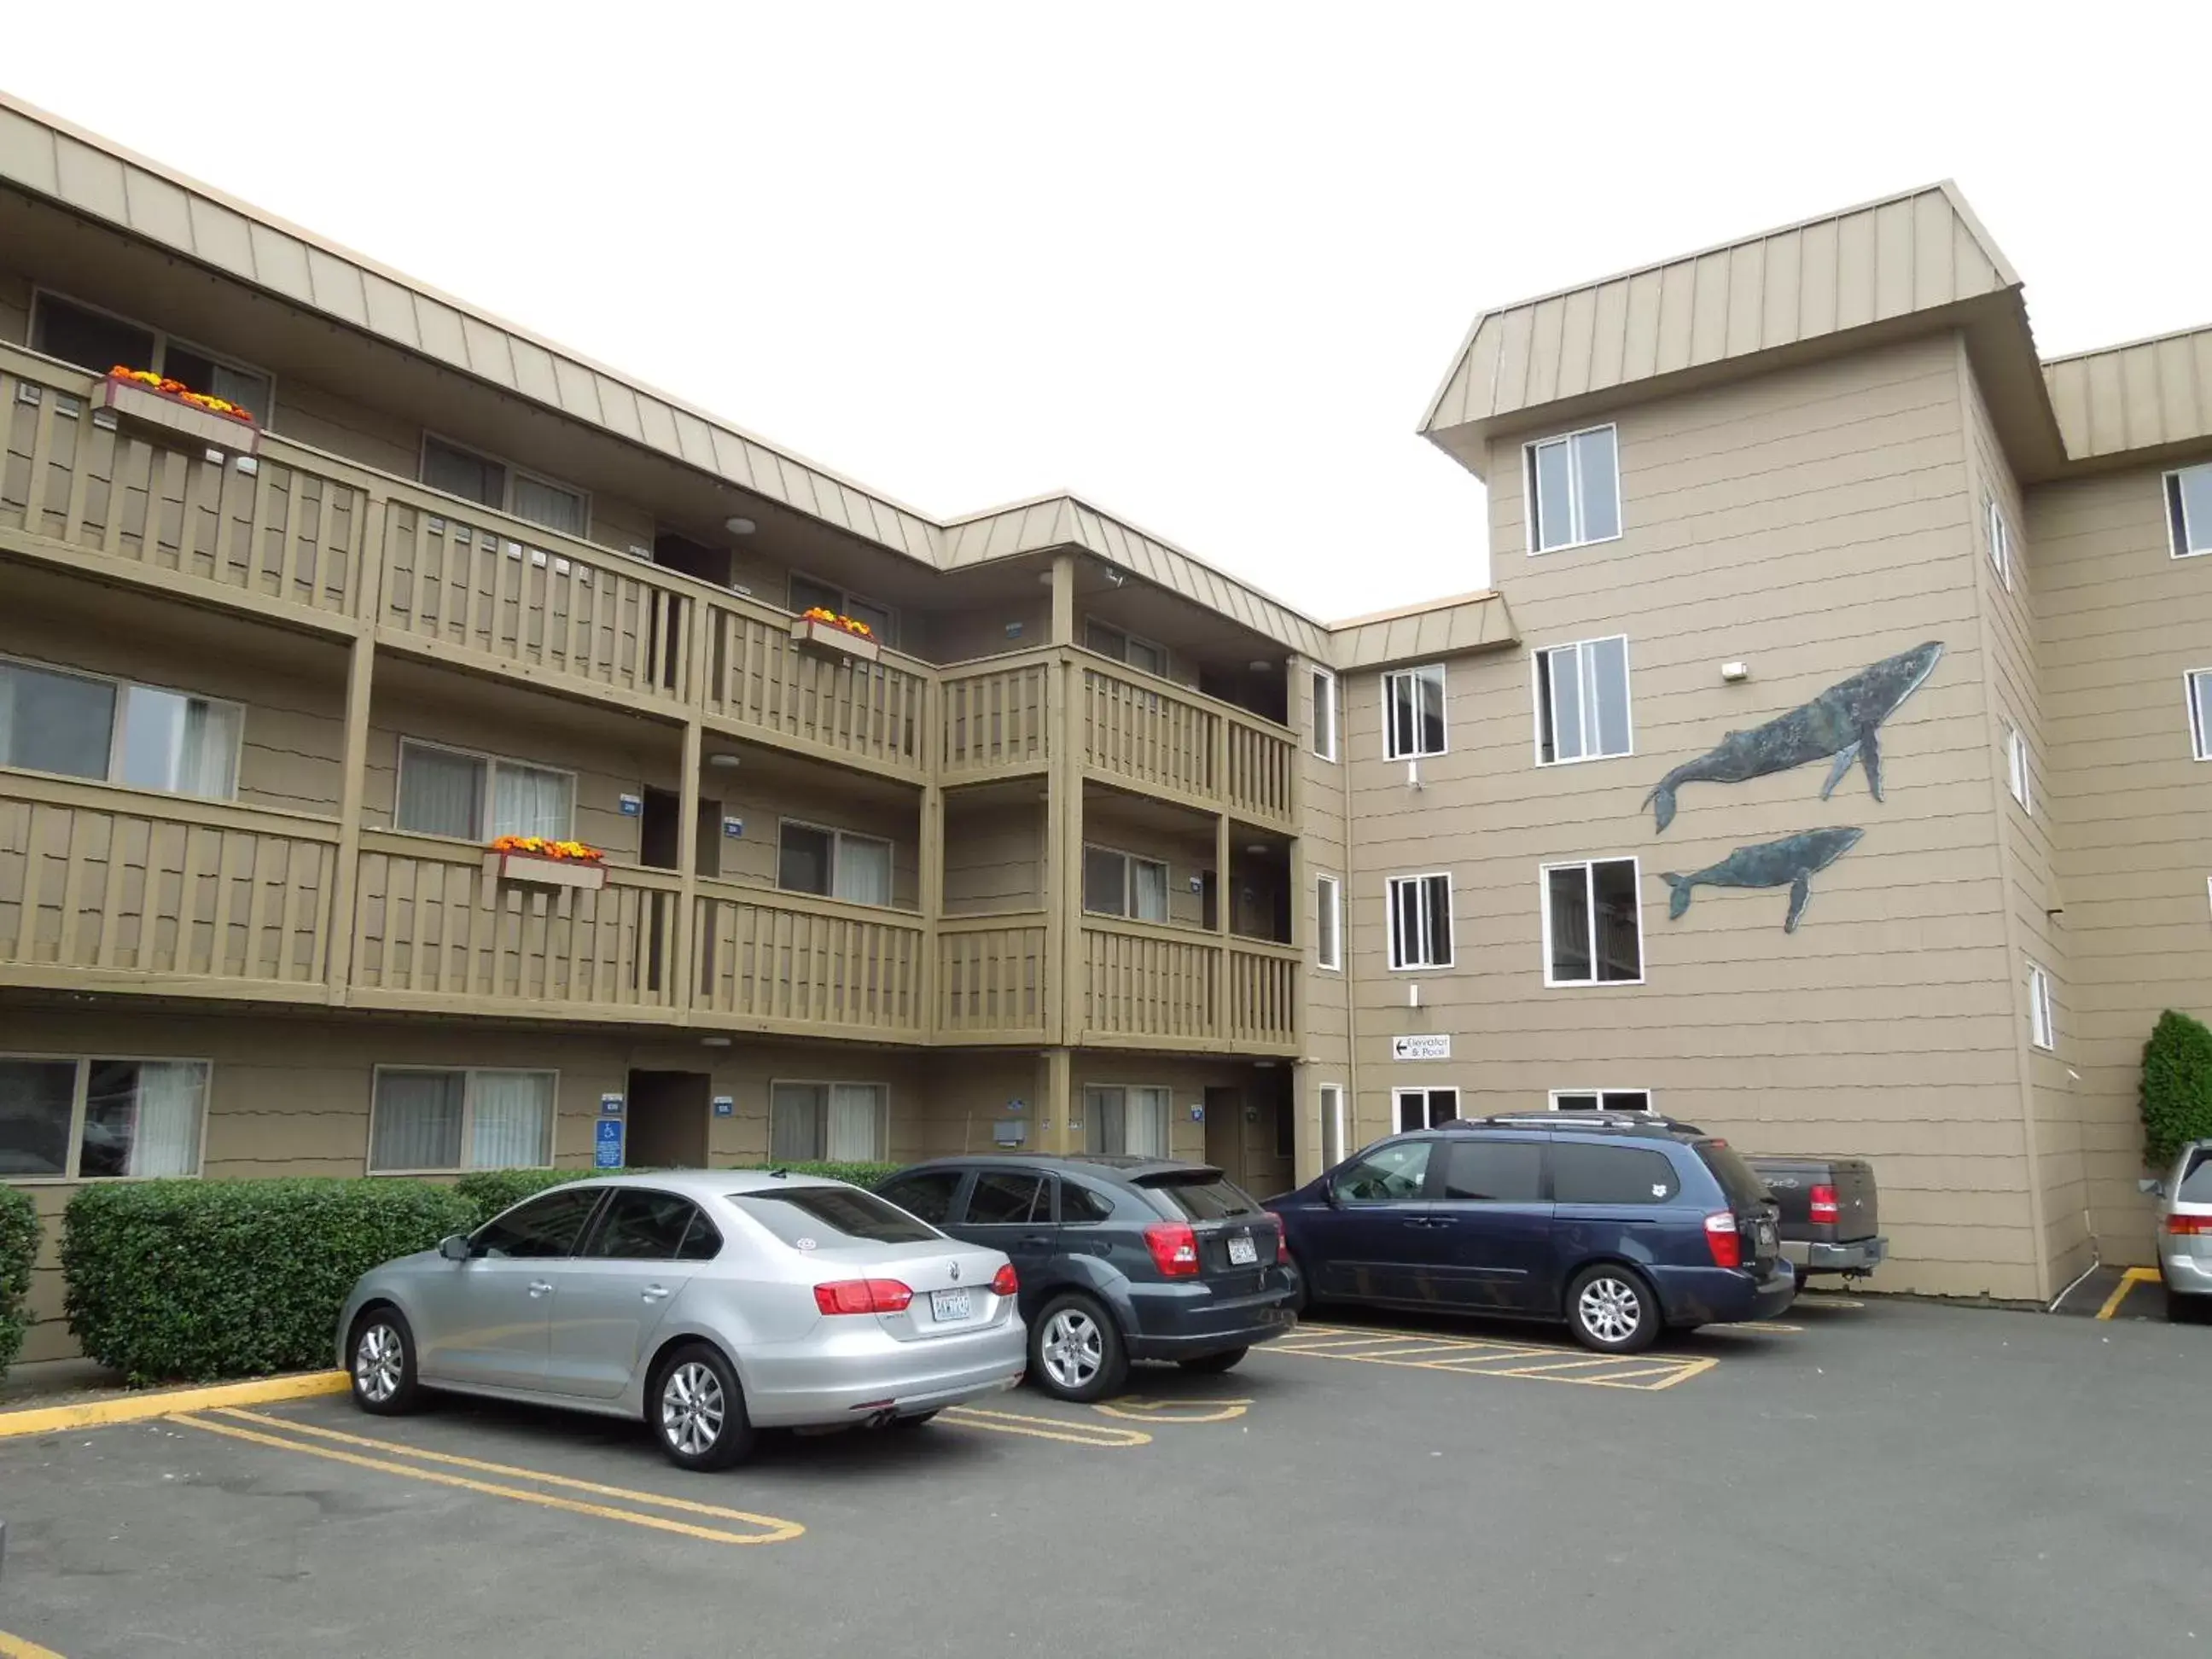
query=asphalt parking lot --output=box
[0,1295,2202,1659]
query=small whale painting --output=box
[1643,642,1943,832]
[1661,827,1865,934]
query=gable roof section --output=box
[2042,324,2212,466]
[1326,591,1516,672]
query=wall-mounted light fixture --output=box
[725,516,756,536]
[1720,661,1751,684]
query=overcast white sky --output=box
[13,3,2211,619]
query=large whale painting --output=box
[1662,827,1864,934]
[1643,642,1943,832]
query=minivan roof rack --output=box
[1457,1112,1706,1133]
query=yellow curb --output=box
[0,1370,347,1438]
[0,1629,69,1659]
[2093,1266,2163,1321]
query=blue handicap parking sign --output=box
[595,1118,624,1168]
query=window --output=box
[1440,1138,1545,1202]
[2028,962,2055,1051]
[2177,1146,2212,1204]
[2005,720,2032,812]
[370,1068,554,1173]
[1542,859,1644,986]
[1986,497,2013,591]
[876,1170,964,1225]
[472,1186,603,1260]
[421,435,588,538]
[1534,636,1633,764]
[1318,1083,1347,1168]
[583,1190,716,1260]
[963,1171,1047,1225]
[1311,668,1339,762]
[769,1081,887,1162]
[0,1056,208,1180]
[1316,874,1343,971]
[735,1185,937,1248]
[1332,1139,1430,1202]
[1551,1143,1681,1206]
[1393,1087,1458,1132]
[30,291,272,418]
[1084,1085,1170,1157]
[1142,1171,1262,1220]
[1082,845,1169,923]
[1061,1181,1116,1224]
[790,573,897,648]
[395,742,574,842]
[1525,424,1621,552]
[1387,873,1453,969]
[1086,620,1168,678]
[2188,671,2212,760]
[1383,664,1447,760]
[0,658,242,800]
[1551,1090,1652,1114]
[2167,463,2212,558]
[777,821,894,906]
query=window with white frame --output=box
[777,820,894,906]
[1394,1086,1458,1132]
[1542,859,1644,986]
[1386,873,1453,969]
[1551,1089,1651,1113]
[395,741,573,842]
[1086,620,1169,678]
[2027,963,2056,1051]
[790,573,897,648]
[31,289,272,417]
[370,1068,555,1173]
[1316,873,1343,971]
[2189,671,2212,760]
[1318,1082,1346,1167]
[0,657,242,801]
[1986,498,2013,590]
[1083,845,1169,923]
[2005,720,2032,812]
[1311,668,1339,762]
[1534,636,1633,764]
[770,1080,888,1162]
[2167,462,2212,558]
[421,434,589,538]
[0,1056,209,1180]
[1525,424,1621,553]
[1383,664,1447,760]
[1084,1085,1171,1157]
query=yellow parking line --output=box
[1092,1396,1250,1423]
[0,1629,67,1659]
[1478,1353,1658,1377]
[940,1406,1150,1447]
[168,1413,802,1544]
[1263,1336,1715,1391]
[2095,1266,2163,1320]
[1730,1321,1805,1334]
[0,1370,346,1440]
[1797,1297,1864,1310]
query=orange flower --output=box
[800,606,873,639]
[492,834,605,864]
[107,366,253,424]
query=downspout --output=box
[1341,680,1360,1144]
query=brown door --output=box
[1202,1086,1244,1184]
[625,1070,710,1168]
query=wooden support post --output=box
[1049,551,1076,646]
[1214,809,1231,1039]
[1044,1045,1073,1155]
[674,716,701,1016]
[323,631,377,1002]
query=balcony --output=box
[1079,661,1295,827]
[692,878,927,1041]
[1077,918,1298,1054]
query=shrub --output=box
[454,1161,906,1225]
[63,1179,475,1385]
[2140,1009,2212,1169]
[0,1186,38,1383]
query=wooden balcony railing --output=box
[936,911,1049,1040]
[1227,940,1299,1047]
[940,652,1053,779]
[1225,717,1295,823]
[1079,658,1295,825]
[693,879,926,1039]
[350,831,681,1015]
[702,604,928,778]
[1077,918,1299,1051]
[0,774,335,997]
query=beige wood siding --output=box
[0,265,27,346]
[943,798,1045,915]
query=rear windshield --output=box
[732,1186,940,1249]
[1137,1172,1261,1221]
[2180,1148,2212,1203]
[1694,1141,1773,1209]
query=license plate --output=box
[930,1288,971,1321]
[1757,1223,1777,1252]
[1227,1235,1259,1266]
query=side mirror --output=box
[2139,1178,2167,1199]
[439,1233,474,1262]
[1321,1180,1344,1208]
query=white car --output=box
[2145,1139,2212,1320]
[335,1170,1027,1470]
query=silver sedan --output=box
[335,1170,1027,1470]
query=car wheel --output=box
[888,1411,940,1429]
[1567,1265,1661,1354]
[1289,1254,1326,1316]
[1029,1293,1127,1403]
[1791,1266,1809,1293]
[651,1342,755,1472]
[348,1306,421,1416]
[1176,1346,1248,1375]
[2168,1289,2207,1325]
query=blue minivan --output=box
[1268,1113,1795,1353]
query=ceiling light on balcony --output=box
[725,515,757,536]
[701,1036,733,1048]
[1243,843,1269,856]
[707,754,742,771]
[1247,660,1272,673]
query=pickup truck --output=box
[1743,1155,1885,1289]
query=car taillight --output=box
[1703,1211,1743,1268]
[2168,1214,2212,1236]
[813,1279,915,1315]
[991,1263,1019,1295]
[1810,1184,1840,1225]
[1265,1210,1291,1263]
[1144,1222,1200,1278]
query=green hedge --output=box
[2142,1009,2212,1167]
[0,1186,38,1383]
[63,1179,476,1385]
[454,1161,904,1224]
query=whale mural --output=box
[1661,827,1865,933]
[1642,642,1943,832]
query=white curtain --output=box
[491,763,573,841]
[1126,1086,1170,1157]
[834,835,892,906]
[397,745,483,839]
[511,475,587,537]
[121,1061,206,1176]
[469,1071,553,1169]
[826,1084,883,1161]
[119,689,239,800]
[1130,859,1168,923]
[1082,1087,1122,1155]
[770,1083,823,1161]
[370,1070,464,1171]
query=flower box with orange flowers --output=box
[100,367,261,455]
[789,607,881,664]
[481,835,608,891]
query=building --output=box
[0,96,2201,1358]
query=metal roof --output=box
[2042,324,2212,466]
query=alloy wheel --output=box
[1039,1308,1103,1390]
[1578,1276,1642,1345]
[353,1322,404,1404]
[661,1360,725,1457]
